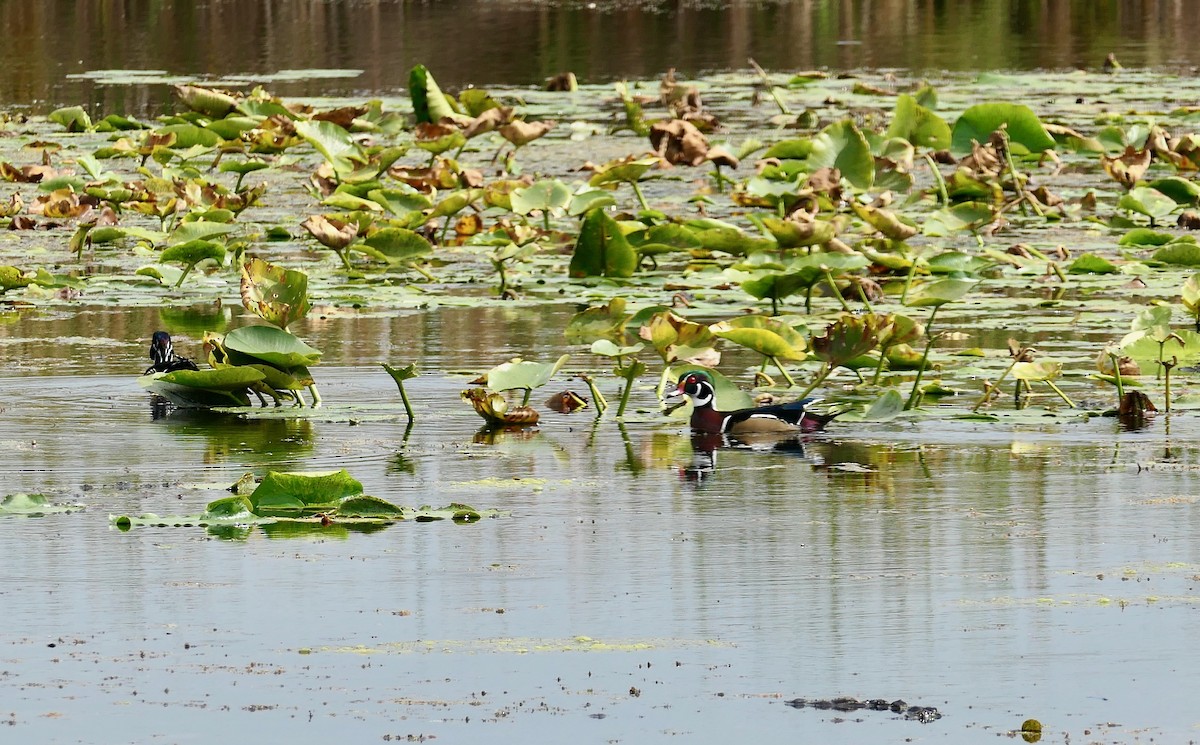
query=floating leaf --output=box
[138,366,264,408]
[1067,253,1119,274]
[249,469,364,513]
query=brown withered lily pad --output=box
[650,119,709,167]
[461,388,540,427]
[545,390,588,414]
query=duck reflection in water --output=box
[680,430,824,485]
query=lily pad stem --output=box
[629,180,649,211]
[853,280,874,313]
[822,267,851,312]
[748,57,790,115]
[904,305,941,410]
[397,380,415,422]
[999,130,1044,218]
[900,262,918,304]
[1109,352,1125,400]
[335,248,353,271]
[174,262,197,288]
[521,388,532,407]
[307,384,322,407]
[972,355,1020,412]
[581,374,608,414]
[870,343,892,386]
[795,362,833,400]
[922,152,949,205]
[1044,379,1076,408]
[616,369,636,418]
[770,356,797,387]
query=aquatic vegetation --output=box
[110,469,497,530]
[7,64,1200,423]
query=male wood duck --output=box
[674,370,840,435]
[145,330,200,374]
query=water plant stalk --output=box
[922,152,949,205]
[972,354,1020,411]
[822,267,852,312]
[904,305,940,410]
[580,374,608,414]
[770,356,797,387]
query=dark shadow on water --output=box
[150,401,316,462]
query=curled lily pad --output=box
[461,388,540,427]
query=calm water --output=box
[3,306,1200,742]
[1,0,1199,114]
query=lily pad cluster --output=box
[110,468,497,529]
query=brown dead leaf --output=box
[1101,145,1152,189]
[301,214,357,250]
[312,105,367,129]
[461,107,514,139]
[649,119,709,166]
[499,119,555,147]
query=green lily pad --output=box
[1,493,84,516]
[950,102,1055,155]
[905,278,978,307]
[486,354,570,392]
[249,469,364,513]
[569,209,638,278]
[139,367,265,408]
[809,120,874,190]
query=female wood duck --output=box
[674,370,839,435]
[145,330,200,374]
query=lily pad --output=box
[223,325,323,369]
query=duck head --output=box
[674,370,717,409]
